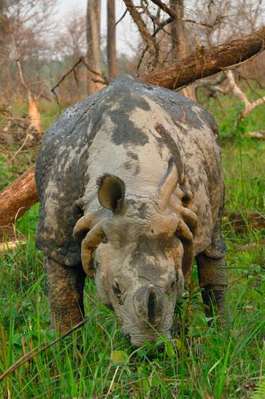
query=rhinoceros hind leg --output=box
[45,258,85,334]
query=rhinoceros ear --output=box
[97,174,126,213]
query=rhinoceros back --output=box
[35,90,108,265]
[36,76,222,266]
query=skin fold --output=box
[36,76,227,344]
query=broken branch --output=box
[141,26,265,88]
[150,0,176,19]
[51,57,107,103]
[0,167,38,239]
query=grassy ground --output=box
[0,95,265,398]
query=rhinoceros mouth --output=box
[122,322,172,346]
[129,330,172,347]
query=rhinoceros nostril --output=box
[148,290,156,324]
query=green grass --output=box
[0,97,265,398]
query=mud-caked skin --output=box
[36,76,227,345]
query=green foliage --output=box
[0,95,265,398]
[199,85,265,140]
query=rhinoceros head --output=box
[73,159,197,346]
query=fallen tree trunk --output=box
[141,26,265,89]
[0,168,38,238]
[1,26,265,233]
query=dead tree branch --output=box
[141,26,265,88]
[137,16,174,71]
[123,0,158,55]
[225,70,265,118]
[51,57,107,103]
[115,9,128,26]
[51,57,84,99]
[0,167,38,238]
[150,0,176,19]
[16,59,42,135]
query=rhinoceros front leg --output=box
[195,213,228,320]
[45,258,86,334]
[196,251,227,320]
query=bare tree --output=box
[169,0,196,98]
[170,0,187,61]
[86,0,104,94]
[55,12,86,60]
[0,0,58,99]
[123,0,158,58]
[107,0,117,80]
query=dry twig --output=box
[0,318,89,382]
[150,0,176,18]
[225,70,265,117]
[123,0,158,55]
[235,240,265,252]
[115,9,128,26]
[51,57,107,103]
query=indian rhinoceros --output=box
[36,76,227,346]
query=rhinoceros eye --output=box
[102,231,108,244]
[112,281,123,304]
[170,273,179,290]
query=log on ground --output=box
[0,168,38,238]
[141,27,265,89]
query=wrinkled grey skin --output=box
[36,76,227,346]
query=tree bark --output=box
[123,0,157,55]
[1,25,265,232]
[86,0,104,94]
[16,59,42,135]
[0,168,38,238]
[141,26,265,89]
[107,0,117,80]
[169,0,195,99]
[170,0,186,62]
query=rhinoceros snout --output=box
[133,286,164,326]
